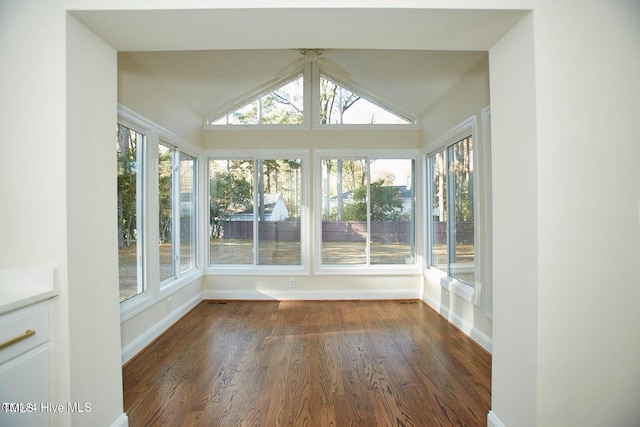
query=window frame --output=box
[118,105,202,321]
[203,63,419,131]
[206,149,310,276]
[425,116,481,305]
[158,141,199,289]
[314,149,421,275]
[117,117,148,312]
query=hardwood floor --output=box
[123,300,491,426]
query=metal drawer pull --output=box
[0,329,36,350]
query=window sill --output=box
[440,276,478,306]
[206,265,309,276]
[159,269,202,299]
[120,293,154,323]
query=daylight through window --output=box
[117,124,145,302]
[321,157,415,266]
[210,158,302,266]
[428,136,475,285]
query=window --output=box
[320,156,415,266]
[209,157,302,266]
[159,143,197,285]
[118,105,200,312]
[319,74,412,125]
[208,75,304,126]
[204,66,417,129]
[117,123,145,302]
[428,136,476,286]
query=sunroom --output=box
[114,45,494,361]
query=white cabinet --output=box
[0,301,51,427]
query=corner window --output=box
[428,136,475,286]
[117,123,145,302]
[159,143,197,285]
[209,157,303,266]
[320,156,415,266]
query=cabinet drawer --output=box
[0,302,49,364]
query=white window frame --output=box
[206,149,310,276]
[203,62,419,131]
[117,117,149,314]
[313,149,421,276]
[158,141,199,289]
[118,105,202,321]
[424,116,481,305]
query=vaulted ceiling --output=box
[74,8,527,120]
[119,49,487,119]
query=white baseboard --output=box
[110,413,128,427]
[203,288,421,301]
[487,410,506,427]
[121,292,203,365]
[423,294,493,353]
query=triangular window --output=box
[210,74,304,125]
[319,74,412,125]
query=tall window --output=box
[159,143,197,284]
[117,124,144,302]
[158,144,174,282]
[179,152,197,272]
[320,157,415,266]
[209,158,302,266]
[428,136,475,285]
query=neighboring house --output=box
[231,193,289,221]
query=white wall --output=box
[0,2,74,424]
[488,13,539,427]
[118,52,204,147]
[420,55,493,346]
[66,14,125,426]
[204,128,421,150]
[0,1,126,426]
[532,1,640,425]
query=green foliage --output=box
[210,171,253,221]
[117,126,139,248]
[342,180,405,221]
[158,148,172,244]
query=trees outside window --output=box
[117,124,144,302]
[428,136,475,285]
[209,158,302,266]
[321,157,415,265]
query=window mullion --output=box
[172,151,181,277]
[447,146,456,276]
[365,158,371,265]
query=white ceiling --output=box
[120,49,487,118]
[74,8,527,119]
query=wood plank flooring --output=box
[123,300,491,426]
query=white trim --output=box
[121,292,202,365]
[487,410,506,427]
[481,105,493,320]
[203,288,421,301]
[424,115,477,155]
[109,413,129,427]
[423,294,492,353]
